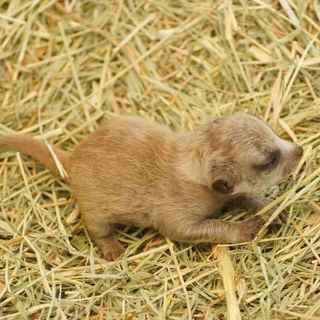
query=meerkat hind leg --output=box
[96,232,124,261]
[86,222,124,261]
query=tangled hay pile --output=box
[1,1,319,319]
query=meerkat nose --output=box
[294,144,303,158]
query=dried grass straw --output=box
[0,1,320,319]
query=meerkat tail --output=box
[0,135,71,178]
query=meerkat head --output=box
[181,113,303,196]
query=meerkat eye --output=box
[266,155,278,167]
[254,150,280,171]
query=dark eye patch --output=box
[254,150,280,171]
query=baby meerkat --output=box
[0,113,303,260]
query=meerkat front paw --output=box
[234,216,266,243]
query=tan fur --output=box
[0,113,303,260]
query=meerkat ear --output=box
[212,179,234,194]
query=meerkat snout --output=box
[276,137,303,157]
[287,142,303,163]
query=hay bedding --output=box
[0,0,319,319]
